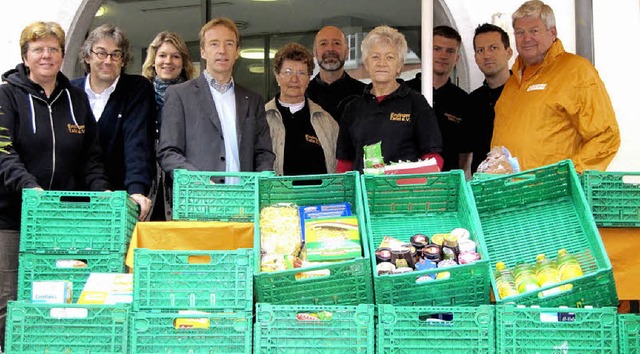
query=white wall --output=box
[592,0,640,171]
[0,0,638,171]
[0,0,83,71]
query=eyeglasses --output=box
[280,68,309,78]
[29,46,61,56]
[91,50,124,61]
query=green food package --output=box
[363,141,384,174]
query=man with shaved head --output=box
[307,25,365,123]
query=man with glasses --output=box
[72,23,155,220]
[157,17,274,187]
[491,0,619,172]
[307,26,365,123]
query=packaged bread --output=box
[477,146,520,174]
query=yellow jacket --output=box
[491,39,620,172]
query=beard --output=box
[318,51,345,71]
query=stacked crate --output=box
[130,248,254,353]
[469,160,618,308]
[254,172,374,305]
[581,171,640,353]
[376,304,495,353]
[125,170,262,353]
[361,169,491,306]
[581,170,640,228]
[470,160,621,352]
[4,189,137,353]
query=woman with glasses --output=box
[141,31,196,220]
[265,42,338,175]
[336,25,444,173]
[0,21,110,346]
[71,23,156,221]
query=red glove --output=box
[422,153,444,171]
[336,159,354,173]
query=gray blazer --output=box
[157,74,275,179]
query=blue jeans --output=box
[0,229,19,350]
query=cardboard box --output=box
[304,216,361,261]
[77,273,133,304]
[31,280,72,304]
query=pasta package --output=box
[259,203,303,272]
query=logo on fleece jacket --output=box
[67,124,85,134]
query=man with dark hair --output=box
[307,26,365,123]
[408,25,472,178]
[72,23,155,220]
[469,23,513,172]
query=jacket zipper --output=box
[32,91,64,189]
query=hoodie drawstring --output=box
[28,94,36,134]
[65,89,80,128]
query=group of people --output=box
[0,0,621,347]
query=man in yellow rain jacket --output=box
[491,0,620,172]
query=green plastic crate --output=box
[17,252,125,303]
[470,160,618,307]
[20,189,138,254]
[496,305,618,353]
[254,303,374,353]
[582,170,640,227]
[130,310,252,354]
[376,304,495,354]
[361,170,491,306]
[4,301,129,353]
[619,314,640,354]
[254,172,374,305]
[173,169,271,221]
[133,248,253,311]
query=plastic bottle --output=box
[557,249,584,290]
[494,262,518,299]
[513,261,540,294]
[534,254,562,296]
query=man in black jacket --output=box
[72,23,155,220]
[469,23,513,172]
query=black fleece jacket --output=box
[71,73,155,196]
[0,63,110,230]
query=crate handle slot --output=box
[295,268,331,281]
[295,310,333,322]
[59,195,91,203]
[621,175,640,186]
[290,179,324,187]
[539,311,576,323]
[503,173,536,186]
[394,176,428,186]
[414,272,449,285]
[417,312,454,323]
[187,255,212,264]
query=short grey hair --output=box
[360,25,408,66]
[512,0,556,30]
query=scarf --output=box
[154,76,184,111]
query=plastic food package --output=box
[363,141,385,175]
[477,146,520,174]
[259,203,303,272]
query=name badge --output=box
[527,84,547,92]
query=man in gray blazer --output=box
[158,17,274,183]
